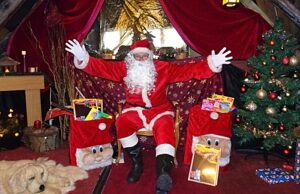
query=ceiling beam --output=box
[272,0,300,28]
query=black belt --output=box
[126,102,151,109]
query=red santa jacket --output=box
[79,56,215,112]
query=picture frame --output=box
[188,144,221,186]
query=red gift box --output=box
[184,105,233,165]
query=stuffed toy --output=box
[45,108,113,170]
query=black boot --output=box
[124,143,143,183]
[156,154,174,194]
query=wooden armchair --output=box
[115,101,180,167]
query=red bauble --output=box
[235,115,241,123]
[270,40,275,46]
[279,123,286,132]
[283,149,289,155]
[271,55,276,60]
[240,84,247,93]
[252,72,260,81]
[268,92,278,100]
[282,57,289,65]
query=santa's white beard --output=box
[124,54,157,94]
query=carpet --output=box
[101,149,299,194]
[0,144,102,194]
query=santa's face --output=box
[133,53,150,61]
[124,51,157,94]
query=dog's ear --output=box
[9,165,28,193]
[40,163,49,182]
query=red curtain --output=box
[159,0,271,60]
[6,0,104,73]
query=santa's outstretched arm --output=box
[65,39,125,81]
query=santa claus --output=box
[65,39,232,194]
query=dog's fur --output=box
[0,157,88,194]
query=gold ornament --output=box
[265,107,276,115]
[289,55,298,66]
[293,71,299,78]
[270,68,275,75]
[281,105,288,112]
[256,88,267,99]
[245,101,257,111]
[267,123,274,130]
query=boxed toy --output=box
[188,144,221,186]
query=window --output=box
[102,27,186,54]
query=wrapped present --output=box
[256,168,294,184]
[294,139,300,184]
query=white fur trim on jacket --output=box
[122,107,174,131]
[74,53,89,69]
[207,55,222,73]
[142,88,152,108]
[156,144,175,157]
[119,132,139,148]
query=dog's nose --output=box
[39,184,45,192]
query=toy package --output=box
[201,94,235,113]
[72,99,112,121]
[188,144,221,186]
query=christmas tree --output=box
[233,18,300,154]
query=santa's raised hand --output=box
[208,47,232,72]
[65,39,87,61]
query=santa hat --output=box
[130,39,151,54]
[198,111,232,140]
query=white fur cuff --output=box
[156,144,175,157]
[119,133,138,148]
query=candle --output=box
[21,50,26,72]
[49,87,53,126]
[33,120,42,129]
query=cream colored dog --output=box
[0,157,88,194]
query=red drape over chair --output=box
[159,0,271,59]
